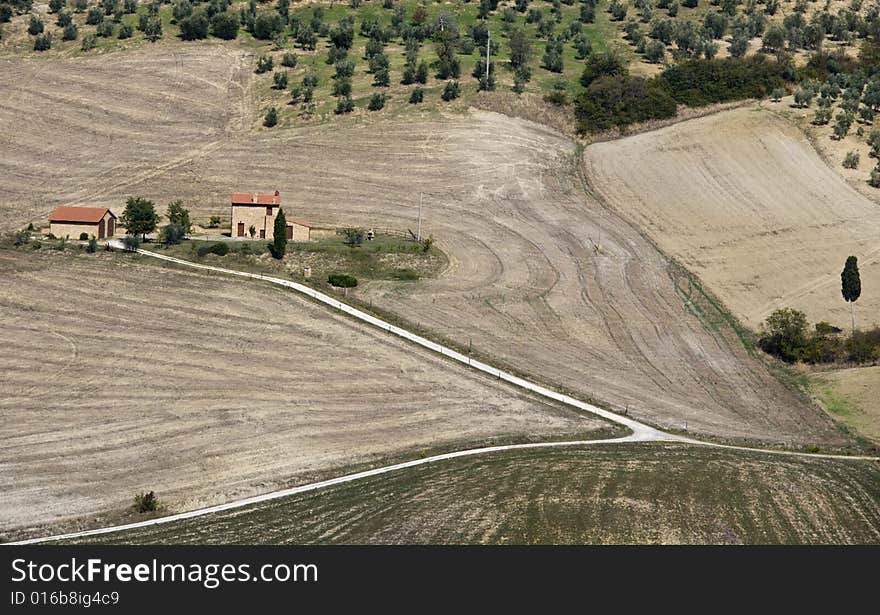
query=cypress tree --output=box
[841,255,861,333]
[272,207,287,259]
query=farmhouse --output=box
[48,206,117,240]
[231,191,311,241]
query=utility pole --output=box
[485,31,490,84]
[417,192,423,241]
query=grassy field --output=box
[812,366,880,446]
[152,231,447,287]
[61,443,880,545]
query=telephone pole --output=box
[485,31,490,84]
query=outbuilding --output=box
[48,206,117,240]
[231,191,311,241]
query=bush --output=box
[273,71,288,89]
[211,11,239,40]
[661,56,789,107]
[62,22,77,40]
[255,55,274,74]
[575,74,677,133]
[281,53,297,68]
[79,232,89,241]
[253,12,283,40]
[87,236,98,253]
[33,33,52,51]
[392,268,419,281]
[341,227,364,247]
[179,11,209,40]
[197,242,229,257]
[335,95,354,114]
[328,273,358,288]
[758,307,809,363]
[441,80,460,101]
[263,107,278,127]
[133,491,159,513]
[28,14,43,35]
[368,92,386,110]
[86,6,103,24]
[118,22,132,39]
[409,87,424,103]
[843,151,860,169]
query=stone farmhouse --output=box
[48,206,117,240]
[231,191,311,241]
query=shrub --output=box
[661,56,788,107]
[211,11,239,40]
[281,53,297,68]
[645,40,665,63]
[575,74,676,133]
[368,92,386,110]
[341,227,365,247]
[253,12,283,40]
[392,268,419,281]
[28,14,43,35]
[255,55,274,74]
[208,215,222,227]
[335,95,354,114]
[263,107,278,127]
[441,80,460,101]
[133,491,159,513]
[79,232,89,241]
[409,87,424,103]
[179,11,209,40]
[86,6,103,24]
[61,22,78,40]
[197,242,229,257]
[328,273,358,288]
[273,71,288,89]
[118,23,132,39]
[87,236,98,253]
[758,307,809,363]
[33,33,52,51]
[843,151,860,169]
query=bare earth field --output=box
[0,249,612,541]
[584,105,880,331]
[0,44,252,231]
[64,444,880,545]
[0,50,848,447]
[812,366,880,446]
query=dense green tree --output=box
[263,107,278,127]
[841,256,861,332]
[581,52,626,88]
[27,14,43,35]
[272,208,287,258]
[211,11,239,39]
[121,196,160,240]
[165,200,191,236]
[508,27,531,69]
[179,11,209,40]
[758,308,809,363]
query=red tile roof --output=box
[231,192,281,206]
[49,206,115,224]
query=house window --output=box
[259,228,266,239]
[266,206,273,216]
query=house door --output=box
[107,218,114,237]
[259,228,266,239]
[98,219,105,239]
[286,225,293,240]
[237,222,245,237]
